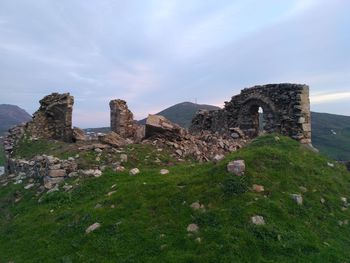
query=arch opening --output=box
[238,99,276,138]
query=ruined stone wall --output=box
[190,84,311,144]
[110,99,143,140]
[26,93,74,142]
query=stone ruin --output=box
[190,83,312,144]
[1,84,314,190]
[26,93,74,142]
[110,99,145,141]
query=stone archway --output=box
[237,98,277,138]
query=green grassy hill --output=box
[1,135,350,262]
[312,112,350,161]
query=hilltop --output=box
[0,135,349,262]
[0,104,31,135]
[139,102,220,127]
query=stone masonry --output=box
[26,93,74,142]
[110,99,144,140]
[190,84,311,144]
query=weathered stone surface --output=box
[145,114,184,139]
[26,93,74,142]
[160,169,169,175]
[110,99,138,139]
[48,169,66,178]
[86,222,101,234]
[291,194,303,205]
[187,223,199,233]
[72,127,86,141]
[251,215,265,225]
[227,160,245,176]
[99,132,128,148]
[129,168,140,176]
[252,184,264,193]
[190,84,312,144]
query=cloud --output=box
[311,92,350,104]
[0,0,349,128]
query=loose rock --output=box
[227,160,245,176]
[86,222,101,234]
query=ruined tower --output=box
[26,93,74,142]
[109,99,137,138]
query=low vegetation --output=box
[0,135,350,262]
[0,142,5,166]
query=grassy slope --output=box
[311,112,350,161]
[0,143,4,166]
[1,135,350,262]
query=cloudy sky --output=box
[0,0,349,128]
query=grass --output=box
[0,142,4,166]
[0,135,350,262]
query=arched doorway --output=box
[237,98,276,138]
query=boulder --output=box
[85,222,101,234]
[129,168,140,176]
[227,160,245,176]
[48,169,66,178]
[187,223,199,233]
[99,132,128,148]
[291,194,303,205]
[252,184,264,193]
[145,114,184,139]
[251,215,265,225]
[72,127,86,141]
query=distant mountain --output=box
[138,102,220,128]
[0,104,31,135]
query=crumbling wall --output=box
[26,93,74,142]
[110,99,144,140]
[190,84,311,144]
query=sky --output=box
[0,0,349,128]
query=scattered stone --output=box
[291,194,303,205]
[85,222,101,234]
[95,203,102,209]
[213,154,225,164]
[227,160,245,176]
[47,185,59,194]
[252,184,264,193]
[129,168,140,176]
[114,166,126,173]
[49,169,66,178]
[341,197,347,203]
[72,127,86,141]
[195,237,202,243]
[251,215,265,225]
[24,183,35,190]
[327,162,335,168]
[120,154,128,163]
[160,169,169,175]
[63,184,73,191]
[187,223,199,233]
[81,169,102,178]
[107,190,117,196]
[145,114,184,139]
[190,201,205,210]
[320,198,326,204]
[99,132,128,148]
[95,148,103,153]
